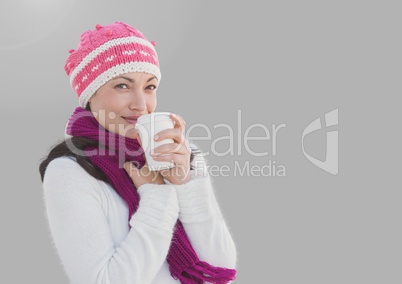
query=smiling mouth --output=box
[123,118,137,124]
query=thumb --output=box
[135,132,142,147]
[124,162,139,177]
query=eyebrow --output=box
[111,76,134,83]
[111,75,157,83]
[147,76,157,82]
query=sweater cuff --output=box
[173,177,215,223]
[129,184,179,234]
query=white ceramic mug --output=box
[135,112,175,171]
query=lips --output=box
[123,116,140,124]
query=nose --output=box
[128,90,147,112]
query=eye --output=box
[115,83,129,89]
[146,84,157,90]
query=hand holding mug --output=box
[150,113,191,185]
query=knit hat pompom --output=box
[65,22,161,108]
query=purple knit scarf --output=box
[66,107,236,284]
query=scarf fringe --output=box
[177,260,236,284]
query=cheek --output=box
[91,103,120,128]
[147,96,157,111]
[100,99,121,116]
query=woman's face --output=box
[88,72,158,139]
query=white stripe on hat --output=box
[70,36,156,86]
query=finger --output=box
[152,153,176,164]
[170,113,186,131]
[152,153,189,166]
[154,128,184,144]
[151,141,189,156]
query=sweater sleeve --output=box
[43,157,179,284]
[168,147,237,269]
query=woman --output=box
[39,22,237,283]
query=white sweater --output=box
[43,151,237,284]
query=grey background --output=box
[1,0,400,283]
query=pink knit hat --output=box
[64,22,161,108]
